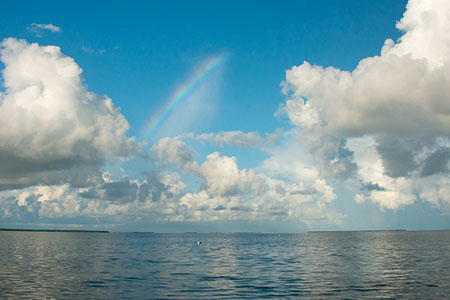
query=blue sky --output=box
[0,0,449,232]
[0,0,407,136]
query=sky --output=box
[0,0,449,232]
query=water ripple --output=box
[0,231,449,298]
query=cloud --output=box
[420,146,449,176]
[27,23,62,37]
[81,46,106,55]
[79,179,139,203]
[149,133,340,225]
[279,0,450,210]
[419,176,450,215]
[281,0,450,137]
[187,152,266,197]
[347,136,450,211]
[290,188,317,195]
[186,129,286,149]
[0,132,342,227]
[354,194,366,204]
[3,0,448,229]
[281,56,450,138]
[175,150,340,224]
[144,134,340,224]
[0,38,136,191]
[259,129,331,184]
[0,169,187,220]
[152,137,194,167]
[360,181,386,192]
[374,135,434,178]
[265,128,284,145]
[195,131,264,149]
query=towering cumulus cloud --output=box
[280,0,450,211]
[0,38,135,190]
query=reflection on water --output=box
[0,231,449,298]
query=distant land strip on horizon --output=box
[308,229,407,233]
[0,228,109,233]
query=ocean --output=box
[1,230,449,298]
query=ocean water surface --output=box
[0,230,449,298]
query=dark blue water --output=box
[0,231,449,298]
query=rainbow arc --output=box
[142,55,227,139]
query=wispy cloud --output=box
[190,131,264,149]
[27,23,62,37]
[82,45,106,54]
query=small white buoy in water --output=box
[197,241,201,245]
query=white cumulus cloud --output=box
[152,136,195,167]
[279,0,450,210]
[0,38,136,190]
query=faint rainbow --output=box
[142,54,227,139]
